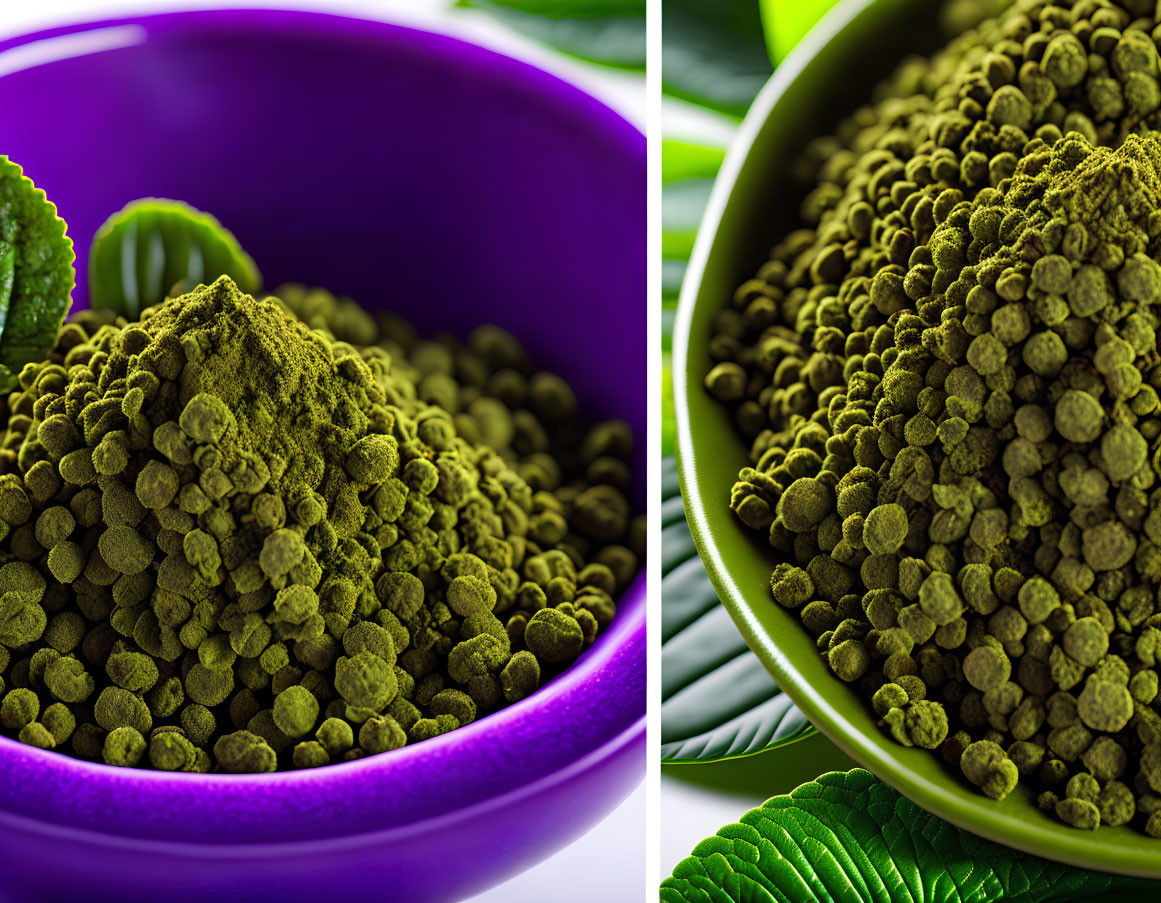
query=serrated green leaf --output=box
[757,0,841,64]
[662,456,815,762]
[662,0,772,117]
[0,156,75,391]
[459,0,644,70]
[88,199,260,318]
[661,769,1160,902]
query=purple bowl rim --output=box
[0,6,645,843]
[0,5,642,152]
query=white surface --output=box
[0,2,645,901]
[471,782,645,901]
[661,776,760,879]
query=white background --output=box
[0,2,644,901]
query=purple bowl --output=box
[0,11,645,902]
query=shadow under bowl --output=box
[674,0,1161,879]
[0,9,645,903]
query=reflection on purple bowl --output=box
[0,11,645,902]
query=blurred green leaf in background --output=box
[662,0,772,116]
[659,0,843,457]
[758,0,841,64]
[457,0,646,69]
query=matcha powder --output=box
[706,0,1161,837]
[0,276,641,772]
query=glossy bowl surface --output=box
[0,10,645,902]
[674,0,1161,878]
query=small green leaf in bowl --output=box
[662,769,1161,902]
[88,198,260,317]
[0,155,75,391]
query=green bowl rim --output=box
[672,0,1161,878]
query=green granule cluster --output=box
[0,276,641,772]
[706,0,1161,835]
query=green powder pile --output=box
[0,276,641,772]
[706,0,1161,834]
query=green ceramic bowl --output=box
[673,0,1161,878]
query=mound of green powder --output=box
[707,0,1161,835]
[0,276,641,772]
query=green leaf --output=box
[661,769,1161,902]
[661,140,723,457]
[457,0,641,15]
[662,0,773,117]
[662,456,815,762]
[459,0,644,70]
[88,199,260,318]
[662,140,726,185]
[0,156,75,391]
[661,177,713,260]
[758,0,841,64]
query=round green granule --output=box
[135,459,179,510]
[861,504,908,556]
[1022,331,1067,377]
[273,685,320,738]
[41,703,75,744]
[1017,577,1059,624]
[1100,423,1147,482]
[777,478,833,533]
[316,716,354,756]
[359,714,407,754]
[1055,797,1100,830]
[180,703,216,746]
[524,608,583,664]
[1061,617,1109,668]
[965,333,1006,375]
[445,575,497,617]
[0,590,47,647]
[1054,390,1104,444]
[334,651,397,711]
[500,650,540,702]
[184,663,234,707]
[46,541,85,583]
[149,731,195,771]
[917,572,963,626]
[1076,677,1134,733]
[1041,34,1087,89]
[960,740,1019,801]
[292,740,330,768]
[179,392,235,444]
[1081,521,1136,572]
[828,639,869,682]
[259,529,306,579]
[103,726,146,767]
[0,688,39,730]
[902,700,948,749]
[344,434,399,485]
[93,686,151,734]
[214,730,277,774]
[105,651,159,692]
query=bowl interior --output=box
[0,8,644,847]
[675,0,1161,878]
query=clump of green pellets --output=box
[0,276,641,772]
[707,0,1161,835]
